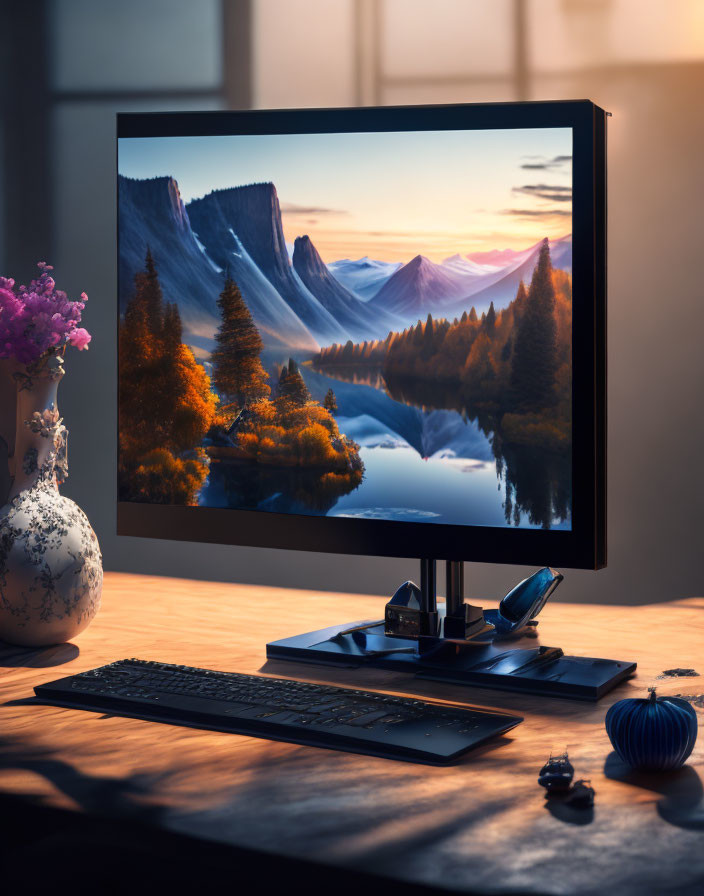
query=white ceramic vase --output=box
[0,355,102,646]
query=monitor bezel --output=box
[117,100,606,570]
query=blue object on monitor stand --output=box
[483,567,564,635]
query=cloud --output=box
[520,154,572,171]
[501,208,572,218]
[281,202,349,217]
[512,184,573,202]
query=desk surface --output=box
[1,573,703,895]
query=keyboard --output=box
[35,659,523,764]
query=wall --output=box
[2,1,703,607]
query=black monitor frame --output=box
[117,99,606,570]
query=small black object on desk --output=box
[539,752,574,792]
[568,780,596,809]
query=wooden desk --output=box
[1,573,703,895]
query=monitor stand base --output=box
[266,612,635,701]
[266,562,636,701]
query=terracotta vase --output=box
[0,355,102,645]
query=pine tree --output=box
[509,238,558,410]
[469,307,478,323]
[135,247,164,337]
[501,336,513,363]
[162,303,182,354]
[413,320,424,346]
[484,301,496,334]
[211,276,270,407]
[422,312,435,356]
[460,310,468,325]
[277,357,311,406]
[119,251,216,503]
[324,388,338,414]
[513,280,528,323]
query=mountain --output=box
[544,233,572,272]
[369,255,467,320]
[118,175,317,352]
[292,236,402,342]
[327,257,402,302]
[441,253,501,277]
[465,246,523,267]
[370,237,572,323]
[466,235,572,274]
[217,232,320,350]
[186,182,348,345]
[118,175,224,349]
[445,234,573,319]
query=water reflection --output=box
[314,365,571,530]
[200,460,362,515]
[200,364,571,529]
[497,441,571,530]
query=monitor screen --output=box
[117,103,604,568]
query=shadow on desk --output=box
[0,791,542,896]
[0,641,79,668]
[604,752,704,830]
[0,734,539,896]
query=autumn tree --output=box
[119,250,216,504]
[210,276,270,409]
[277,357,311,406]
[324,388,338,413]
[509,238,558,410]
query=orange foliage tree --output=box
[119,249,216,504]
[311,239,572,451]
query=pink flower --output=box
[68,327,91,350]
[0,262,91,363]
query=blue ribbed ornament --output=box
[605,688,698,771]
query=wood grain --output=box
[1,572,703,895]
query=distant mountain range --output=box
[441,254,501,277]
[368,235,571,320]
[370,254,467,317]
[327,257,403,302]
[119,173,571,354]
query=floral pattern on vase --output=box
[0,354,102,645]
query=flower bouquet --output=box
[0,263,102,647]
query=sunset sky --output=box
[119,128,572,264]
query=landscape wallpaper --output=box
[118,128,573,529]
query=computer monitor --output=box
[116,100,622,699]
[117,100,605,577]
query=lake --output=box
[199,361,571,530]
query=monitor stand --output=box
[266,560,636,701]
